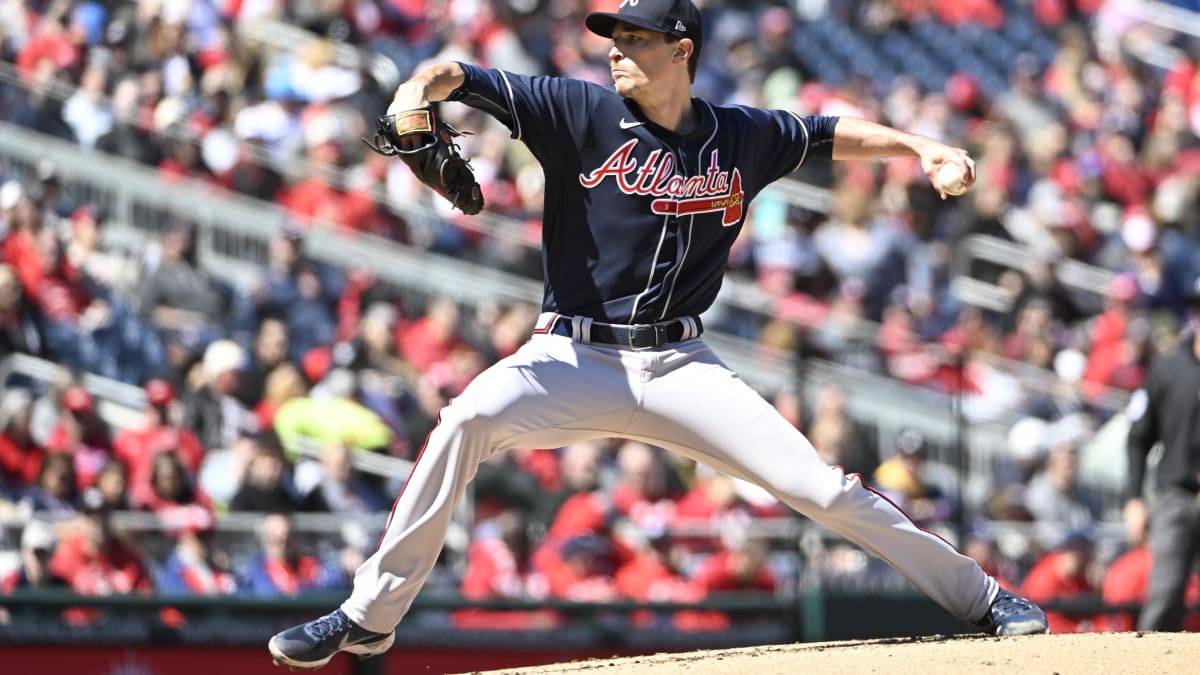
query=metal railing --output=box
[952,234,1116,315]
[1125,0,1200,37]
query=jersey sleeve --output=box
[448,63,596,160]
[738,108,838,186]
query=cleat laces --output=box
[304,611,349,641]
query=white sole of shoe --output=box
[268,633,395,670]
[998,619,1050,636]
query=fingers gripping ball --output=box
[362,106,485,215]
[936,163,970,197]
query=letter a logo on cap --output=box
[675,20,686,31]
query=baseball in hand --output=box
[936,163,969,196]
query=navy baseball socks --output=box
[972,589,1050,636]
[268,609,394,670]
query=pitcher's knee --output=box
[766,466,858,513]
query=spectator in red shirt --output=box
[45,386,112,489]
[15,12,82,81]
[0,388,44,488]
[614,527,702,604]
[397,297,468,373]
[23,228,107,359]
[1083,273,1144,396]
[673,466,740,524]
[113,378,207,498]
[131,451,211,514]
[49,489,153,596]
[877,299,941,387]
[611,441,679,531]
[531,489,625,579]
[691,531,777,594]
[280,141,346,228]
[461,511,540,602]
[531,440,604,533]
[3,213,109,371]
[672,466,746,554]
[614,526,726,632]
[544,533,618,602]
[2,191,42,282]
[543,490,613,544]
[454,510,557,630]
[1020,531,1101,633]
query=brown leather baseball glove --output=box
[362,106,484,215]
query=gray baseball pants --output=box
[1139,486,1200,630]
[341,329,998,632]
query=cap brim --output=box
[585,12,671,38]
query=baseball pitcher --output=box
[269,0,1048,667]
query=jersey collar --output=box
[623,98,714,143]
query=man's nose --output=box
[609,44,623,61]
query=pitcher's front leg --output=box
[268,335,643,669]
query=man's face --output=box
[262,515,292,558]
[214,369,240,395]
[609,24,675,98]
[257,319,289,364]
[249,452,283,487]
[22,547,53,578]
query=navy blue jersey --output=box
[448,63,837,324]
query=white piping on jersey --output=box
[787,111,810,172]
[498,70,522,141]
[629,213,672,324]
[658,218,694,321]
[657,102,720,321]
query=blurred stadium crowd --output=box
[1,0,1200,635]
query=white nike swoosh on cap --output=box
[619,118,644,129]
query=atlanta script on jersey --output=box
[447,63,838,324]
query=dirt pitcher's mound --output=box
[468,632,1199,675]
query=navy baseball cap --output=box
[586,0,703,53]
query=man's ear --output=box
[674,38,693,62]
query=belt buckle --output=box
[627,323,666,351]
[625,324,653,351]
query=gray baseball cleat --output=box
[972,589,1050,636]
[268,609,394,670]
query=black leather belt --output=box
[550,315,702,350]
